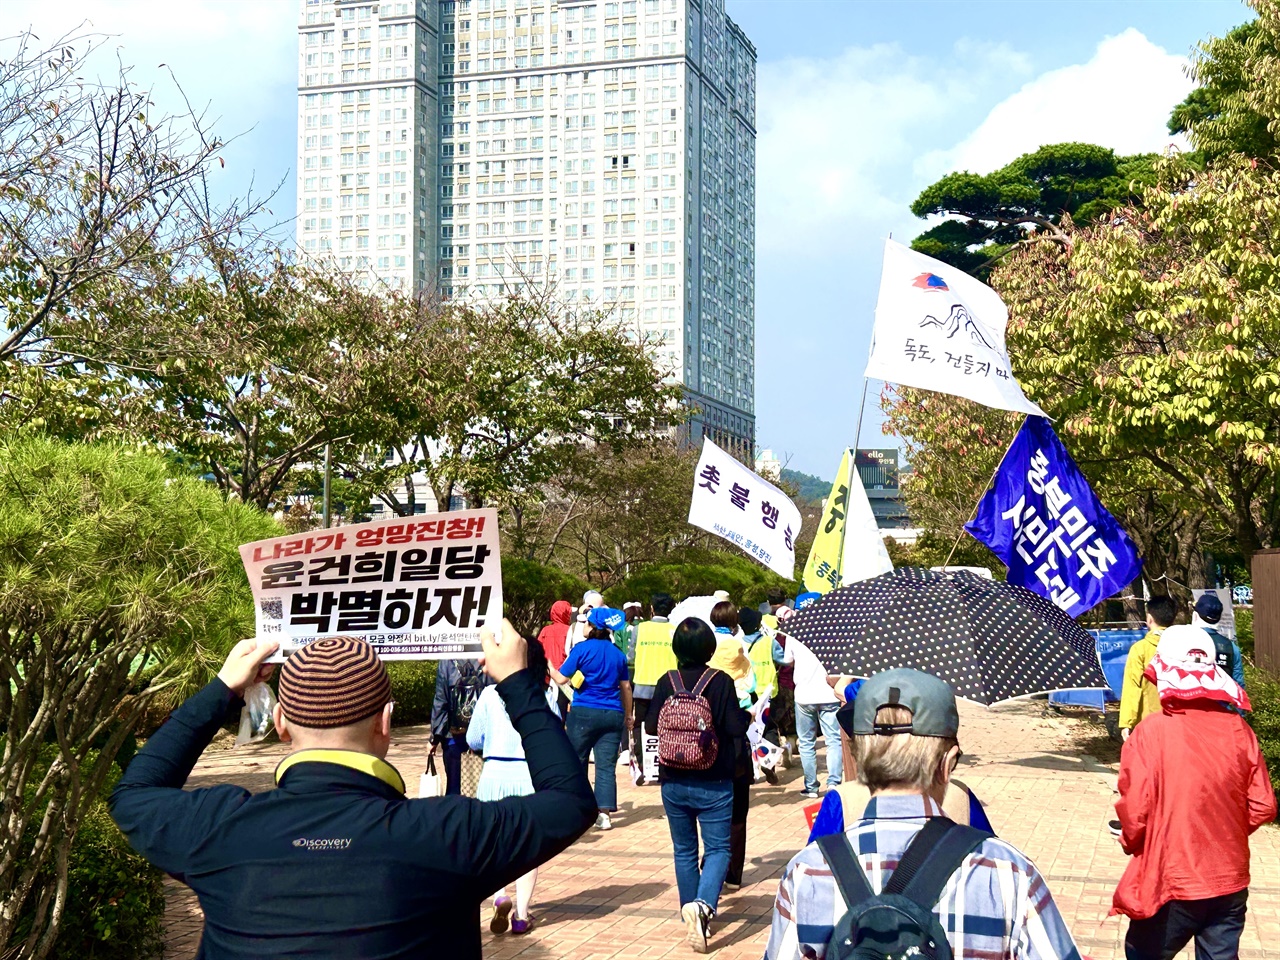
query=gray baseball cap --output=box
[851,668,959,739]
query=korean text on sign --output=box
[688,437,803,580]
[239,509,503,661]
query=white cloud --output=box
[755,41,1033,254]
[922,28,1193,179]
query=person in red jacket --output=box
[537,600,574,716]
[1112,625,1276,960]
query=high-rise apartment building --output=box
[297,0,756,452]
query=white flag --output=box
[840,462,894,585]
[865,239,1046,417]
[688,438,803,579]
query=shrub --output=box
[502,557,589,636]
[1245,662,1280,797]
[10,756,165,960]
[0,438,277,956]
[605,550,797,610]
[386,660,439,727]
[52,800,166,959]
[1236,607,1254,660]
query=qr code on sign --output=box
[259,598,284,620]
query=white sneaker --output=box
[681,901,710,953]
[595,812,613,831]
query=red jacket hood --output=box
[550,600,573,625]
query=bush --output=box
[53,801,166,959]
[1236,607,1254,660]
[1245,662,1280,797]
[10,757,165,960]
[386,660,439,728]
[502,557,589,637]
[604,550,797,611]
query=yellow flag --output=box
[803,450,853,594]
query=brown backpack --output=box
[656,669,720,770]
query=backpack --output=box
[449,661,484,730]
[1206,628,1234,675]
[656,669,719,770]
[817,818,992,960]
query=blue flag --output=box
[966,417,1142,617]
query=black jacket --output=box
[109,669,595,960]
[644,666,749,782]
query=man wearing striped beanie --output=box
[109,624,596,959]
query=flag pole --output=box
[941,415,1026,567]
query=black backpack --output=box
[1205,628,1234,675]
[818,818,991,960]
[449,661,484,730]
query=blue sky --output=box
[12,0,1249,478]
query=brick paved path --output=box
[162,701,1280,959]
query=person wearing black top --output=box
[109,624,596,960]
[644,618,750,954]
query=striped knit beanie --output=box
[278,637,391,728]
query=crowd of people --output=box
[106,586,1275,960]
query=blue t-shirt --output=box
[562,638,629,712]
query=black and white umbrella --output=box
[783,567,1106,705]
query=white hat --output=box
[623,601,642,610]
[712,590,730,601]
[1156,624,1215,666]
[583,590,604,608]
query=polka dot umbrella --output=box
[782,567,1107,705]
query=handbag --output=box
[418,750,444,798]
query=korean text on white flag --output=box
[239,509,503,661]
[865,239,1047,417]
[687,438,803,579]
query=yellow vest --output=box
[748,635,778,698]
[633,619,677,687]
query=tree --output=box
[993,154,1280,563]
[910,143,1156,277]
[1170,6,1280,161]
[0,438,276,958]
[345,291,684,517]
[0,30,263,406]
[109,255,439,510]
[506,440,712,584]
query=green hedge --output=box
[54,801,166,959]
[1245,662,1280,797]
[386,660,439,728]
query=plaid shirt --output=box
[764,795,1081,960]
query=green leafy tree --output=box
[109,255,438,510]
[910,143,1156,277]
[0,438,276,958]
[993,154,1280,562]
[1170,5,1280,160]
[347,292,684,517]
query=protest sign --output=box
[966,416,1142,617]
[866,239,1047,417]
[239,509,503,660]
[688,437,803,579]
